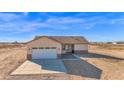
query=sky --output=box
[0,12,124,42]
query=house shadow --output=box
[61,54,77,59]
[30,58,102,79]
[77,52,124,60]
[63,59,102,79]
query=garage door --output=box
[32,48,57,59]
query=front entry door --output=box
[64,44,74,53]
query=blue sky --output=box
[0,12,124,42]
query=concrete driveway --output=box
[11,59,67,75]
[61,54,78,60]
[62,54,102,79]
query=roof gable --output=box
[27,36,61,45]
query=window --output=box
[63,44,70,50]
[62,45,65,50]
[32,47,38,49]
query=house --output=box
[26,36,89,59]
[112,42,117,45]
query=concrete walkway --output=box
[11,59,67,75]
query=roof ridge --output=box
[27,35,88,44]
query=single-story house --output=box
[26,36,89,59]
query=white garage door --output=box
[32,48,57,59]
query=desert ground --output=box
[70,44,124,80]
[0,45,27,79]
[0,44,124,80]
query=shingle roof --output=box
[34,36,88,44]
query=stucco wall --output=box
[74,44,88,51]
[26,37,62,54]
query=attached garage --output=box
[32,47,57,59]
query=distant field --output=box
[90,44,124,50]
[89,44,124,59]
[0,44,24,49]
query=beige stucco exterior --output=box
[26,37,62,54]
[74,44,88,51]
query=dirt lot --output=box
[89,44,124,58]
[0,44,124,80]
[88,45,124,79]
[0,47,27,79]
[81,45,124,80]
